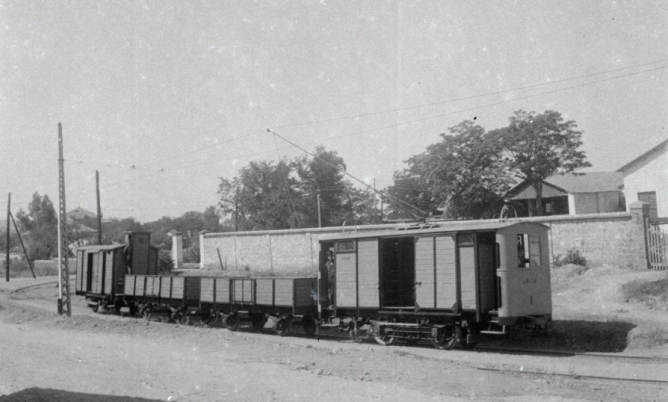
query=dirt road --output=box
[1,266,668,402]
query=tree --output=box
[387,120,509,220]
[16,192,58,260]
[490,110,591,216]
[218,160,303,230]
[293,146,352,227]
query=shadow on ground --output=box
[0,388,163,402]
[484,320,637,353]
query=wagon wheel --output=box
[91,304,99,313]
[129,303,138,316]
[251,313,267,330]
[301,315,317,337]
[225,314,240,331]
[432,325,457,350]
[275,316,292,337]
[373,326,397,346]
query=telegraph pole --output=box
[57,123,71,316]
[317,189,322,228]
[6,193,10,282]
[96,170,102,245]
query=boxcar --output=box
[319,220,552,348]
[75,231,159,312]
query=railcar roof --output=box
[320,220,547,241]
[75,244,126,251]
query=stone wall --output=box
[200,207,650,273]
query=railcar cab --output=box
[319,220,552,348]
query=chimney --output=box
[171,231,184,269]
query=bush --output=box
[183,246,200,263]
[157,250,174,274]
[553,248,587,267]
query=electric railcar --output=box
[319,220,552,348]
[75,220,552,349]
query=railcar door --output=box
[380,237,415,308]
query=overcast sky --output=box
[1,1,667,222]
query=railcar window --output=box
[517,234,530,268]
[335,241,356,253]
[529,235,541,268]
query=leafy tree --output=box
[16,192,58,260]
[293,146,352,227]
[387,120,509,220]
[490,110,591,215]
[218,160,303,230]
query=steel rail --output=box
[477,366,668,385]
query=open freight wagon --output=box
[319,220,552,348]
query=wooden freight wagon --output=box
[75,244,126,311]
[76,231,160,313]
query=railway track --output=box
[8,281,60,300]
[477,366,668,385]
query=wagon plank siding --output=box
[294,279,314,308]
[415,237,435,309]
[274,279,294,307]
[459,246,476,310]
[215,278,231,304]
[357,239,379,308]
[171,277,185,300]
[336,252,357,308]
[200,277,215,303]
[159,276,170,300]
[255,279,274,306]
[435,236,457,309]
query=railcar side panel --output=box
[159,276,172,300]
[103,250,114,295]
[124,274,136,296]
[294,278,314,308]
[335,249,357,308]
[91,253,103,295]
[200,277,215,303]
[274,279,293,306]
[415,236,435,309]
[134,275,147,297]
[435,235,457,309]
[185,277,201,305]
[255,279,274,306]
[171,277,185,299]
[215,278,231,304]
[357,239,379,308]
[458,237,476,310]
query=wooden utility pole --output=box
[57,123,72,316]
[317,189,322,228]
[96,170,102,245]
[6,193,10,282]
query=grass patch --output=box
[621,272,668,306]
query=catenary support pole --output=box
[6,192,10,282]
[57,122,71,316]
[96,170,102,245]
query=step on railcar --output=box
[318,221,552,348]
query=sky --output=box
[1,0,667,223]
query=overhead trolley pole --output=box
[57,123,71,316]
